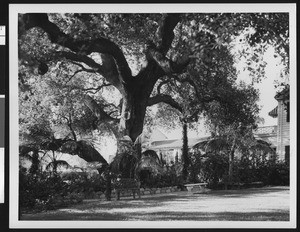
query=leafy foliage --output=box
[18,12,290,201]
[45,159,70,175]
[19,168,81,211]
[19,12,289,153]
[110,152,137,178]
[19,167,108,212]
[135,150,163,177]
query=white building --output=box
[148,87,290,164]
[267,87,290,162]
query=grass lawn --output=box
[20,186,289,221]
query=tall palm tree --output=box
[181,120,190,182]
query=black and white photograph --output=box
[8,3,296,229]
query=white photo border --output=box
[9,3,297,229]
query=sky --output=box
[237,46,284,127]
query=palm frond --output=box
[142,150,161,164]
[55,160,71,169]
[194,136,229,153]
[110,152,137,177]
[45,160,70,171]
[41,138,68,151]
[60,141,78,154]
[249,139,276,154]
[135,156,163,175]
[60,140,107,164]
[45,162,54,171]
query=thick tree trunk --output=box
[182,121,189,182]
[228,139,236,188]
[127,65,161,143]
[105,172,112,201]
[29,150,40,175]
[116,67,160,156]
[228,153,234,184]
[99,166,111,201]
[19,13,191,201]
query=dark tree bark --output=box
[228,139,236,186]
[181,120,190,182]
[28,150,40,175]
[19,13,189,148]
[19,14,191,199]
[103,166,112,201]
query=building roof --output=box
[254,125,277,135]
[268,85,289,118]
[149,137,210,150]
[274,85,289,101]
[268,106,278,118]
[149,129,168,142]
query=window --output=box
[285,146,290,164]
[286,101,290,122]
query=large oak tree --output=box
[18,12,289,167]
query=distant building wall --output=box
[276,99,290,160]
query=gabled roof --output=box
[268,106,278,118]
[149,129,168,142]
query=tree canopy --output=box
[18,12,289,165]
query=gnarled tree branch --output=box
[83,95,119,123]
[146,42,190,75]
[157,13,181,55]
[156,79,172,95]
[20,13,133,88]
[147,94,183,113]
[83,83,112,94]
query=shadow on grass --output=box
[130,210,290,221]
[20,186,289,221]
[201,186,289,198]
[20,209,289,221]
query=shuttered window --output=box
[285,146,290,164]
[286,101,290,122]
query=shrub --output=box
[138,164,184,189]
[61,171,107,198]
[187,151,203,183]
[20,169,63,208]
[46,192,84,210]
[201,152,229,188]
[19,169,96,212]
[235,158,289,186]
[264,161,289,186]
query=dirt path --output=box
[20,186,289,221]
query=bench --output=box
[114,178,141,200]
[228,182,245,189]
[184,183,209,193]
